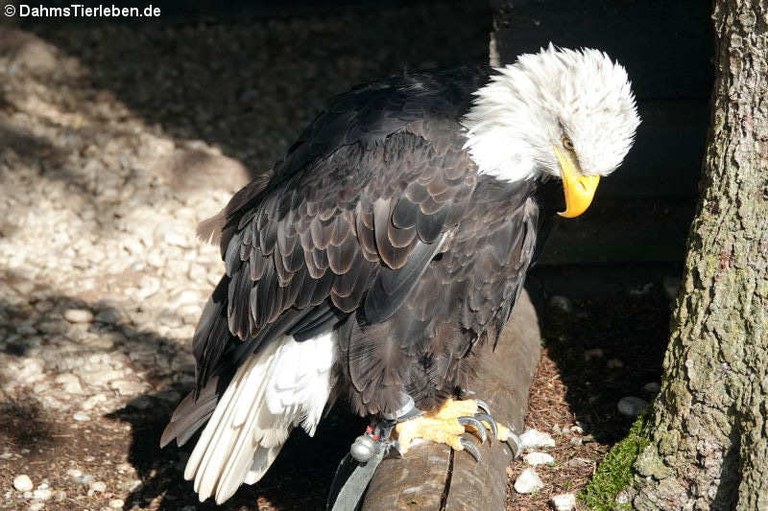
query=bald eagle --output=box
[161,45,640,504]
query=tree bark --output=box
[630,1,768,509]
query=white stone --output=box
[63,308,93,323]
[121,238,144,256]
[78,368,126,387]
[65,469,82,479]
[617,396,648,417]
[178,303,202,323]
[160,227,192,248]
[188,263,208,283]
[81,394,108,411]
[110,379,148,396]
[158,312,183,328]
[13,475,33,492]
[109,499,124,509]
[32,488,52,500]
[643,381,661,393]
[14,358,45,382]
[551,493,577,511]
[513,468,544,494]
[523,451,555,466]
[135,276,161,300]
[28,502,45,511]
[89,480,107,493]
[170,289,202,307]
[12,280,37,295]
[55,373,84,394]
[73,412,91,422]
[81,334,114,351]
[519,429,556,450]
[207,272,221,286]
[146,250,165,268]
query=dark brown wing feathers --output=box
[191,128,476,396]
[343,177,541,415]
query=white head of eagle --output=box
[462,44,640,217]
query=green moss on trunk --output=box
[581,415,650,511]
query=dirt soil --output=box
[0,6,676,511]
[506,267,675,510]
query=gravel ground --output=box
[0,5,675,511]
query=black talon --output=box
[458,416,487,444]
[459,437,482,462]
[473,412,498,439]
[475,399,491,415]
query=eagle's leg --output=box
[393,398,520,460]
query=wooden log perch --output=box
[361,290,541,511]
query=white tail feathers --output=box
[184,332,337,504]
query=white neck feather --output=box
[460,80,540,183]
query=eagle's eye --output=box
[562,135,575,151]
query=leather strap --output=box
[326,439,387,511]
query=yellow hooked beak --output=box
[554,145,600,218]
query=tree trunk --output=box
[629,1,768,509]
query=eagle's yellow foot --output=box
[393,399,517,460]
